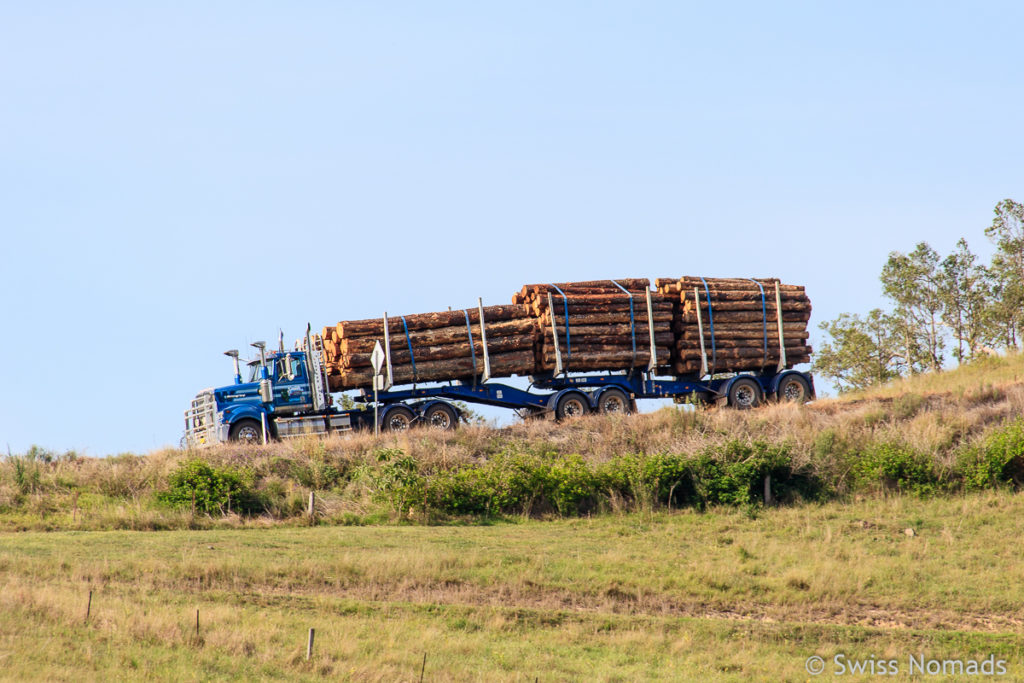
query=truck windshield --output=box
[247,362,262,383]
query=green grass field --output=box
[2,491,1023,681]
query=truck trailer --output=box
[183,326,815,448]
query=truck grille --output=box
[184,389,219,448]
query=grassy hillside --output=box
[2,352,1024,530]
[3,357,1024,679]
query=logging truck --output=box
[183,326,815,448]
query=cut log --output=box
[676,311,810,325]
[539,301,674,315]
[674,356,811,374]
[674,335,809,349]
[339,318,538,351]
[547,332,675,348]
[676,320,807,331]
[539,349,672,369]
[341,334,536,368]
[332,349,537,389]
[682,291,810,304]
[545,341,673,355]
[540,323,668,337]
[680,300,812,313]
[543,311,675,325]
[675,346,812,360]
[517,278,650,296]
[336,305,532,338]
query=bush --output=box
[599,452,694,510]
[369,450,424,516]
[957,419,1024,491]
[158,460,260,515]
[853,443,939,495]
[366,441,823,520]
[688,441,821,508]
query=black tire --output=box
[727,377,762,409]
[777,374,812,404]
[423,403,459,431]
[555,392,590,420]
[382,405,415,431]
[228,418,263,444]
[597,388,631,415]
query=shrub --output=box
[853,443,938,495]
[957,419,1024,491]
[599,453,694,509]
[546,454,598,515]
[688,441,820,508]
[369,450,424,516]
[158,460,260,515]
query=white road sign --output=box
[370,340,385,374]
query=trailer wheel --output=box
[383,405,415,431]
[727,377,762,409]
[229,419,263,444]
[556,392,590,420]
[597,388,631,415]
[777,374,811,404]
[424,403,458,431]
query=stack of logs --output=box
[317,276,812,391]
[655,277,812,375]
[320,306,536,391]
[513,279,674,372]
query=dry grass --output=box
[3,352,1024,531]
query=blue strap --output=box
[699,277,716,374]
[747,278,768,367]
[610,280,637,367]
[463,309,477,377]
[549,284,571,368]
[401,316,417,384]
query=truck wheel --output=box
[597,388,631,415]
[727,377,762,410]
[424,403,458,430]
[556,392,590,420]
[777,374,811,403]
[229,419,263,444]
[383,405,415,431]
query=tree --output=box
[937,238,994,362]
[814,309,902,393]
[880,242,945,372]
[984,199,1024,348]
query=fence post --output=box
[306,628,315,660]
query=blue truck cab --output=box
[184,334,364,447]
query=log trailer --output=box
[183,325,814,448]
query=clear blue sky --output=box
[2,3,1022,456]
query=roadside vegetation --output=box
[3,351,1024,531]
